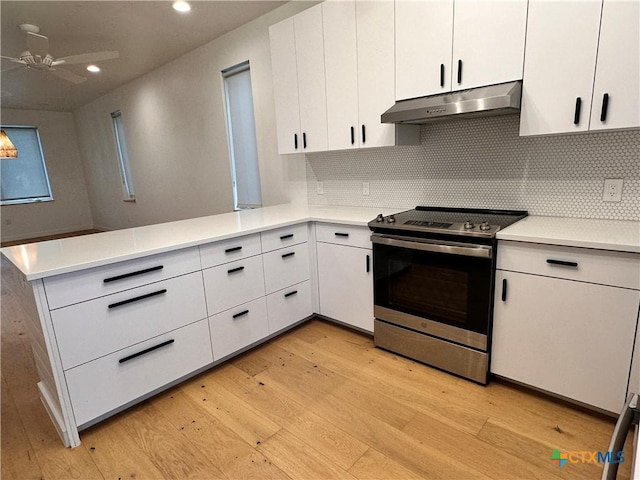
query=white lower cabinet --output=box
[66,319,213,426]
[267,280,312,334]
[209,297,269,361]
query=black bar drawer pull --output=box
[280,234,294,240]
[574,97,582,124]
[366,254,370,273]
[284,290,298,298]
[350,126,355,145]
[361,125,366,144]
[303,132,307,149]
[119,339,174,364]
[225,246,242,254]
[104,265,163,283]
[600,93,609,122]
[334,232,349,238]
[501,279,507,302]
[294,133,298,150]
[547,259,578,268]
[232,309,249,319]
[457,59,462,84]
[281,252,296,259]
[227,266,245,274]
[108,289,167,309]
[440,63,445,87]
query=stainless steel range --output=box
[368,206,527,384]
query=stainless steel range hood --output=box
[381,81,522,124]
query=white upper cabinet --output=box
[395,0,527,101]
[589,0,640,131]
[520,0,639,136]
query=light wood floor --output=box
[1,255,633,480]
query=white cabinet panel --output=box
[315,223,372,249]
[202,255,265,314]
[262,243,310,295]
[199,233,262,269]
[267,280,313,334]
[260,223,308,253]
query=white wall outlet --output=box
[362,182,370,196]
[316,181,324,195]
[602,178,623,202]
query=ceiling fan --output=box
[0,24,119,84]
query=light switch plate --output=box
[316,181,324,195]
[362,182,370,196]
[602,179,623,202]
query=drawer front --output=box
[51,272,207,370]
[497,241,640,289]
[44,247,201,310]
[262,243,310,294]
[66,319,213,427]
[315,223,372,249]
[266,280,312,334]
[199,233,262,269]
[209,297,268,360]
[261,223,309,253]
[202,255,266,314]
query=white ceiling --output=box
[1,1,287,112]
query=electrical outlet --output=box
[316,181,324,195]
[362,182,370,196]
[602,178,623,202]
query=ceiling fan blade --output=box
[0,56,26,72]
[50,67,86,84]
[1,55,27,64]
[26,31,49,58]
[54,50,119,65]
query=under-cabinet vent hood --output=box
[381,81,522,124]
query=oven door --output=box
[372,234,494,351]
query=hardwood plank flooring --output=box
[1,255,633,479]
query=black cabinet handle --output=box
[440,64,445,87]
[361,125,366,144]
[303,132,307,149]
[225,246,242,254]
[280,234,294,240]
[294,133,298,150]
[119,339,174,364]
[281,252,295,259]
[501,279,507,302]
[108,289,167,309]
[284,290,298,298]
[232,309,249,319]
[334,232,349,238]
[600,93,609,122]
[457,59,462,84]
[227,266,245,274]
[104,265,163,283]
[366,254,370,273]
[574,97,582,125]
[546,259,578,268]
[351,126,355,145]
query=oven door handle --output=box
[371,234,492,259]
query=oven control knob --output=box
[479,222,491,231]
[463,220,475,229]
[376,214,385,222]
[387,215,396,224]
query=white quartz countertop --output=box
[497,216,640,253]
[1,204,397,281]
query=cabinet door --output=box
[491,270,640,413]
[356,0,397,147]
[294,4,328,153]
[589,0,640,131]
[269,18,301,155]
[317,242,373,333]
[395,0,453,100]
[519,0,602,136]
[451,0,527,91]
[323,0,359,151]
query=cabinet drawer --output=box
[43,247,201,310]
[315,223,372,249]
[209,297,268,360]
[199,233,262,269]
[497,241,640,289]
[266,280,312,334]
[262,243,310,294]
[202,255,265,314]
[261,223,308,253]
[51,272,207,370]
[66,319,213,427]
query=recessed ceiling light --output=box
[86,65,101,73]
[172,1,191,13]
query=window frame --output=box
[110,110,136,202]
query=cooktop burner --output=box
[369,206,528,238]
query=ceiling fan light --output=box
[87,65,101,73]
[0,130,18,159]
[172,1,191,13]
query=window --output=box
[0,126,53,205]
[222,61,262,210]
[111,110,135,201]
